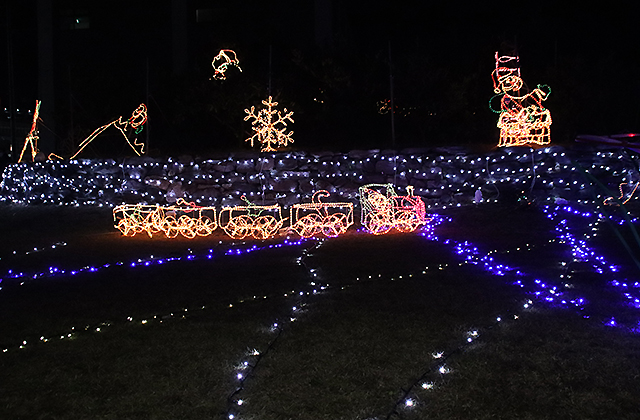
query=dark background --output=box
[2,0,639,157]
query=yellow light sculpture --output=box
[18,100,41,163]
[244,96,294,152]
[290,190,354,238]
[359,184,428,235]
[211,49,242,80]
[52,104,148,160]
[219,198,285,240]
[113,198,217,239]
[604,182,639,206]
[491,52,551,147]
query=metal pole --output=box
[388,41,396,149]
[6,3,16,161]
[146,56,150,154]
[69,66,74,149]
[268,45,272,97]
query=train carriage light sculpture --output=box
[113,198,217,239]
[219,198,286,240]
[359,184,428,235]
[290,190,354,238]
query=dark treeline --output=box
[2,1,639,157]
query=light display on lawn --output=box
[211,49,242,80]
[113,198,217,238]
[490,52,552,147]
[604,181,639,206]
[51,104,148,160]
[359,184,428,235]
[290,190,354,238]
[244,96,294,152]
[219,197,286,239]
[18,100,42,163]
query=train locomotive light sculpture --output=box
[289,190,354,238]
[490,52,551,147]
[113,198,217,239]
[219,198,286,240]
[359,184,428,235]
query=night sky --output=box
[2,1,639,154]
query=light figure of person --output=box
[490,53,552,147]
[53,104,148,160]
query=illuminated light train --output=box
[113,185,431,239]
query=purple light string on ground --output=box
[0,238,311,290]
[543,204,640,330]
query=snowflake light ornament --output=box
[244,96,294,152]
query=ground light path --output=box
[220,205,640,419]
[1,203,639,419]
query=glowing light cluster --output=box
[211,49,242,80]
[219,198,285,239]
[359,184,428,235]
[290,190,354,238]
[18,100,41,163]
[113,198,217,238]
[490,52,551,147]
[244,96,294,152]
[51,104,148,160]
[604,182,639,206]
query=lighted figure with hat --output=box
[490,52,552,147]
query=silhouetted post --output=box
[6,3,16,160]
[388,41,396,148]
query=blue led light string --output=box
[0,237,311,288]
[543,204,640,329]
[1,237,319,354]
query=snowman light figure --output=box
[490,52,552,147]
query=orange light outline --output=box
[359,184,428,235]
[290,190,354,238]
[219,201,286,240]
[113,198,217,239]
[18,100,41,163]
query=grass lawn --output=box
[0,203,639,419]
